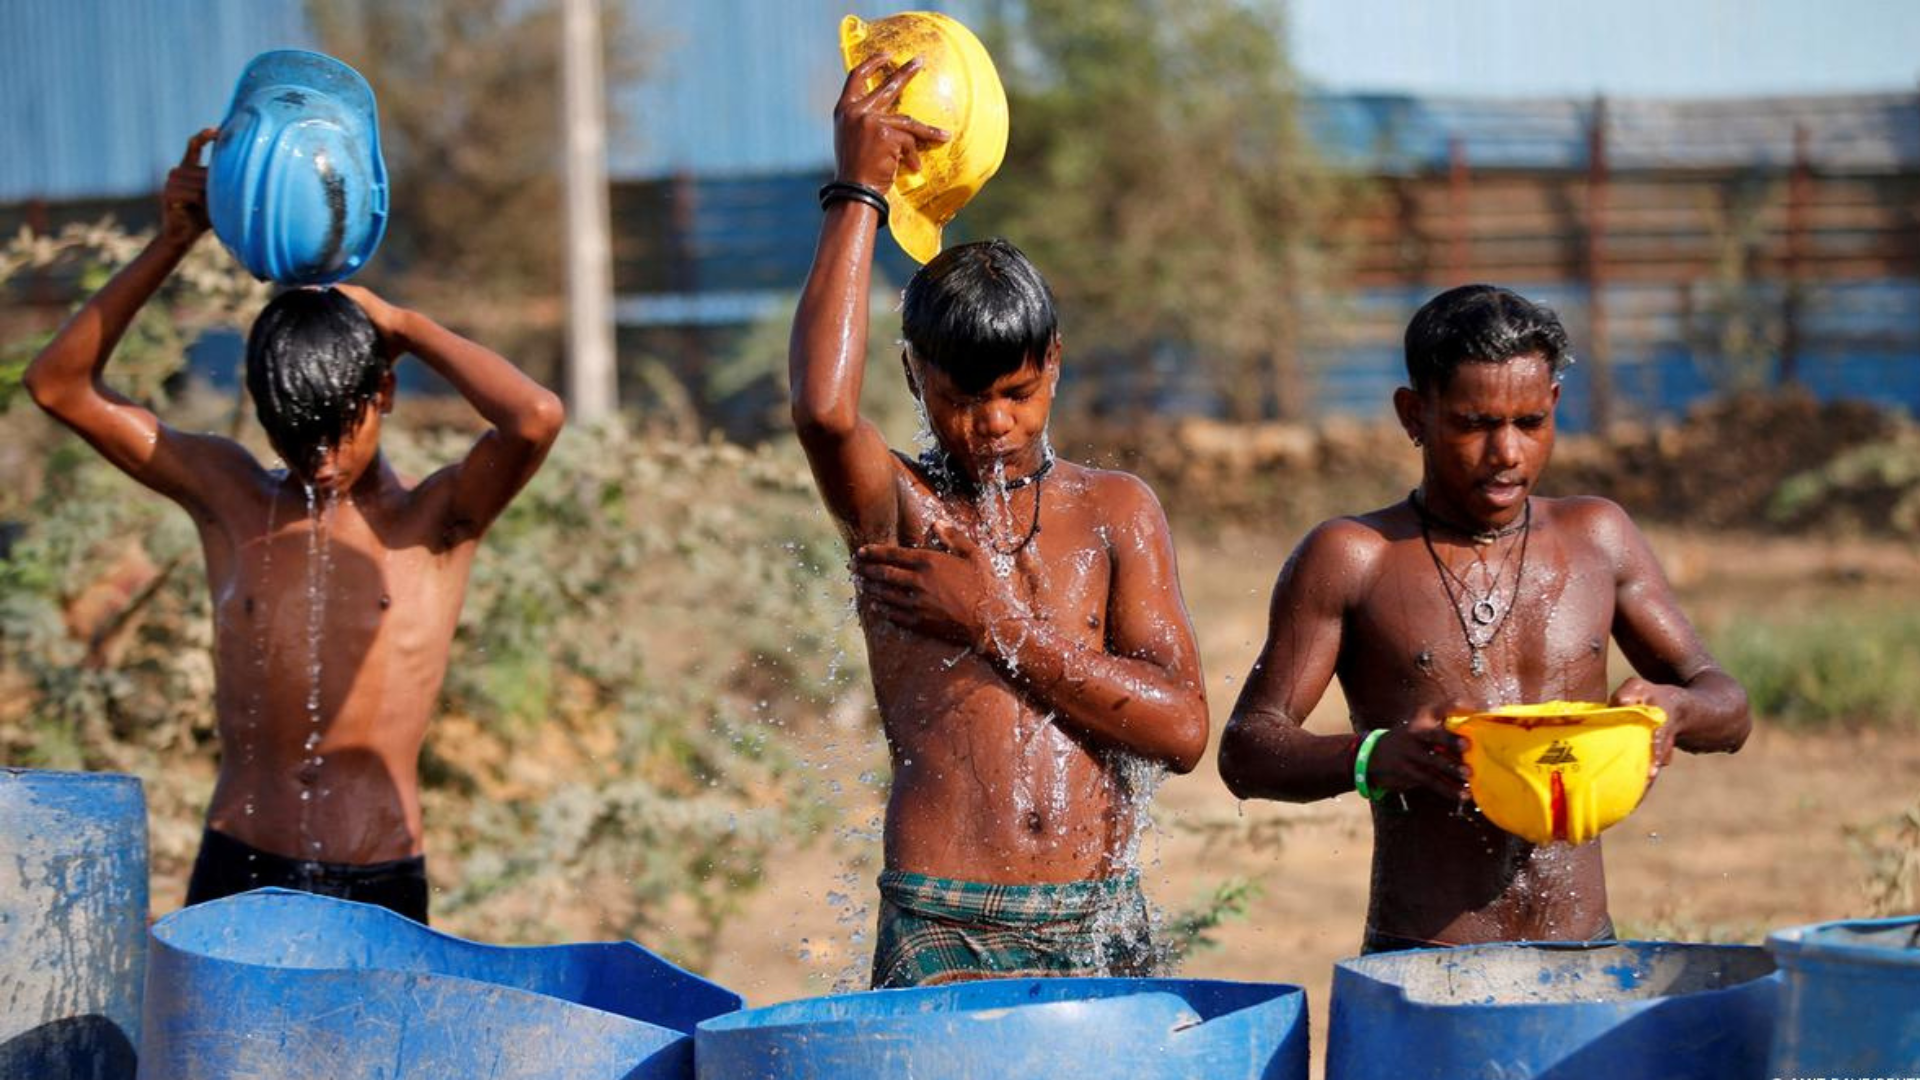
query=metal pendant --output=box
[1471,598,1499,625]
[1470,649,1486,677]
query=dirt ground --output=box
[696,525,1920,1062]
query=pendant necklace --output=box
[1413,490,1531,678]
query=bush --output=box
[1713,609,1920,730]
[0,222,862,966]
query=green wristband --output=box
[1354,728,1389,801]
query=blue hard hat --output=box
[209,49,388,285]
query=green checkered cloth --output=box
[870,869,1157,989]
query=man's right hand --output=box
[159,129,218,251]
[832,55,950,194]
[1364,706,1473,802]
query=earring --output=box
[1411,436,1423,448]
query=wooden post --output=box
[1584,95,1614,433]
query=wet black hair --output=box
[1404,284,1574,394]
[901,238,1059,396]
[245,287,386,473]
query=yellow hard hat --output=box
[840,11,1009,265]
[1445,702,1667,846]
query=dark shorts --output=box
[184,826,429,924]
[1361,917,1617,955]
[870,869,1156,990]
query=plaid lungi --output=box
[869,869,1157,989]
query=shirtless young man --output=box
[24,131,565,922]
[1218,284,1749,953]
[792,59,1208,987]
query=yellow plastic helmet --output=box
[1445,702,1667,846]
[840,11,1009,265]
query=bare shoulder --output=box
[1298,501,1400,571]
[167,427,268,476]
[1060,462,1174,539]
[1541,493,1634,531]
[374,460,489,551]
[160,429,274,519]
[1538,494,1645,563]
[1071,462,1165,513]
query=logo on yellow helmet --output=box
[1446,702,1666,846]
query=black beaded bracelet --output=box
[818,180,890,227]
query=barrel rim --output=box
[0,766,146,791]
[696,976,1307,1037]
[1767,914,1920,971]
[150,887,742,1030]
[1331,939,1779,1011]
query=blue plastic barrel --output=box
[695,977,1308,1080]
[1768,915,1920,1072]
[138,888,741,1079]
[0,768,148,1080]
[1327,941,1777,1079]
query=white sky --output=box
[1287,0,1920,98]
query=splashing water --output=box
[298,483,336,864]
[977,459,1020,579]
[1008,709,1047,828]
[910,393,939,455]
[1110,751,1169,874]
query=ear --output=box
[899,349,922,399]
[377,368,397,415]
[1392,386,1425,447]
[1044,335,1063,385]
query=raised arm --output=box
[336,284,564,543]
[24,129,257,509]
[857,476,1208,771]
[1588,498,1750,758]
[790,56,948,542]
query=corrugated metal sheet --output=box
[611,0,981,180]
[6,1,1913,200]
[1308,91,1920,174]
[0,0,311,202]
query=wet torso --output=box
[196,461,474,865]
[1342,496,1621,943]
[863,456,1157,885]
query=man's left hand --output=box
[1612,675,1682,785]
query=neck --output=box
[922,442,1056,495]
[1411,486,1527,543]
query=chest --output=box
[1357,539,1617,669]
[206,508,467,650]
[897,482,1115,632]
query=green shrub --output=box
[1,222,859,965]
[1714,610,1920,730]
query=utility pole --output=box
[561,0,618,422]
